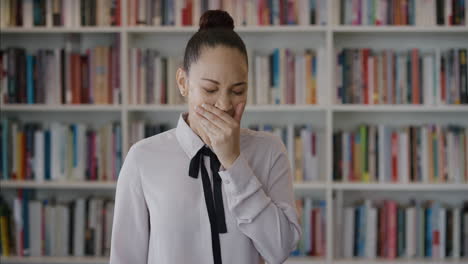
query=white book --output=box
[13,198,22,256]
[362,0,368,25]
[434,48,441,105]
[423,54,434,105]
[192,0,201,26]
[447,131,455,183]
[366,204,377,258]
[295,55,302,104]
[154,55,161,104]
[431,202,440,259]
[46,0,53,27]
[46,203,57,256]
[255,56,262,105]
[421,126,429,183]
[139,51,146,104]
[55,204,63,256]
[247,49,254,105]
[263,57,270,105]
[439,207,446,259]
[168,57,177,105]
[23,0,33,27]
[453,208,460,258]
[95,199,103,256]
[138,0,146,25]
[28,201,42,256]
[0,0,9,27]
[73,199,85,257]
[74,0,81,27]
[303,197,312,253]
[342,132,349,182]
[34,130,45,182]
[105,201,115,256]
[378,125,386,182]
[398,129,409,183]
[61,204,70,256]
[72,124,87,181]
[334,196,343,257]
[406,206,416,258]
[50,123,63,181]
[344,207,355,258]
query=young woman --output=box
[110,10,301,264]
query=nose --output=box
[214,94,232,112]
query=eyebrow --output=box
[201,78,247,87]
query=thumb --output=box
[234,102,246,123]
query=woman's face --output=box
[176,45,248,143]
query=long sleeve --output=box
[110,146,149,264]
[218,136,302,264]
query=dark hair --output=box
[183,10,248,73]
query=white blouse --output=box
[110,112,301,264]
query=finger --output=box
[195,105,229,131]
[200,103,236,125]
[195,110,223,134]
[234,102,246,123]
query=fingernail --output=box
[202,103,206,108]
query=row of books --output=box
[128,0,328,26]
[253,48,324,105]
[333,124,468,183]
[290,198,326,257]
[0,192,114,257]
[0,40,121,105]
[249,123,320,182]
[0,0,122,28]
[340,0,466,26]
[336,199,468,259]
[0,119,122,182]
[335,48,468,105]
[128,49,184,105]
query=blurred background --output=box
[0,1,467,264]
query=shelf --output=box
[127,104,327,112]
[125,25,328,33]
[333,258,468,264]
[0,180,117,190]
[331,104,468,112]
[333,25,468,33]
[333,183,468,191]
[0,27,121,33]
[0,256,109,264]
[1,104,122,112]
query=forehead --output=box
[190,46,248,80]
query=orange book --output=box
[71,54,82,104]
[373,55,379,104]
[305,52,312,104]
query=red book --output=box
[363,49,370,104]
[391,132,398,182]
[108,47,113,104]
[71,54,81,104]
[387,201,397,259]
[116,0,121,26]
[378,205,387,257]
[310,208,315,256]
[411,49,420,104]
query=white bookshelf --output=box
[1,0,467,264]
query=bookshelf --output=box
[1,0,467,264]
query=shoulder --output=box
[128,128,178,157]
[239,128,287,156]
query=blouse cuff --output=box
[218,152,258,195]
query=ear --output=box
[176,67,188,97]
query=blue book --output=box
[26,55,35,104]
[358,204,366,257]
[44,130,51,181]
[272,49,280,104]
[425,206,432,257]
[22,189,30,255]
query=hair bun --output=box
[199,10,234,31]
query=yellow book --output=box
[0,216,9,256]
